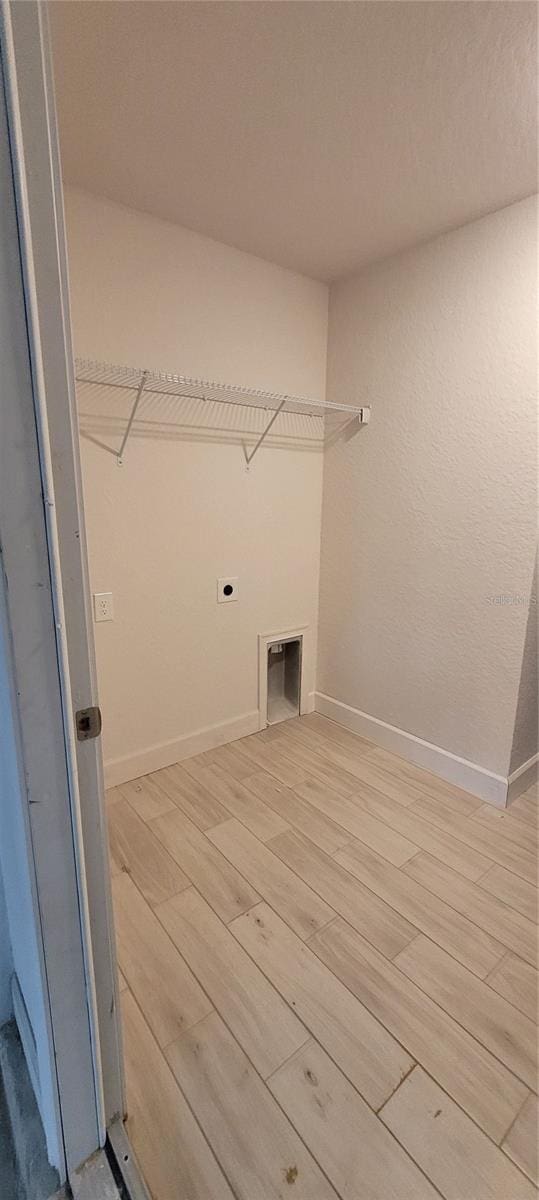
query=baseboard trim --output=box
[314,692,509,807]
[104,710,260,787]
[507,753,539,805]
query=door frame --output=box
[0,0,125,1178]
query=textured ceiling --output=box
[50,1,537,281]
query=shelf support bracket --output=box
[243,397,287,466]
[117,370,149,464]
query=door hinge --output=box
[75,705,102,741]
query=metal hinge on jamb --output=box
[75,706,102,741]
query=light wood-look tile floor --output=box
[106,713,538,1200]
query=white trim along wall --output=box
[315,693,537,808]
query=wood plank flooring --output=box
[107,714,538,1200]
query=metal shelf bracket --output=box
[243,397,288,467]
[75,358,371,465]
[116,370,149,464]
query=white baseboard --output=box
[507,753,539,805]
[104,709,260,788]
[104,692,529,807]
[314,692,509,807]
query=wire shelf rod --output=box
[74,356,371,463]
[75,357,367,419]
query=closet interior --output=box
[48,3,538,1199]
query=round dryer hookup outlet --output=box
[217,577,239,603]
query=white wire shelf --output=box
[75,357,370,465]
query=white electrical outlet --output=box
[217,577,239,603]
[93,592,114,622]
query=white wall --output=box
[318,197,537,782]
[66,187,536,792]
[64,189,328,782]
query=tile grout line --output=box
[139,743,534,1069]
[405,800,537,886]
[120,986,243,1200]
[129,742,535,1035]
[323,789,496,879]
[108,792,194,901]
[263,830,420,959]
[398,860,537,968]
[383,940,537,1094]
[331,845,531,980]
[201,819,339,941]
[306,917,534,1147]
[498,1089,534,1153]
[378,1062,536,1193]
[264,1036,317,1085]
[236,769,357,855]
[224,899,420,1112]
[146,783,340,945]
[120,875,341,1198]
[148,903,350,1199]
[151,888,314,1081]
[114,718,537,1195]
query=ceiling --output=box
[50,1,537,282]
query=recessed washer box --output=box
[258,625,308,728]
[267,638,302,725]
